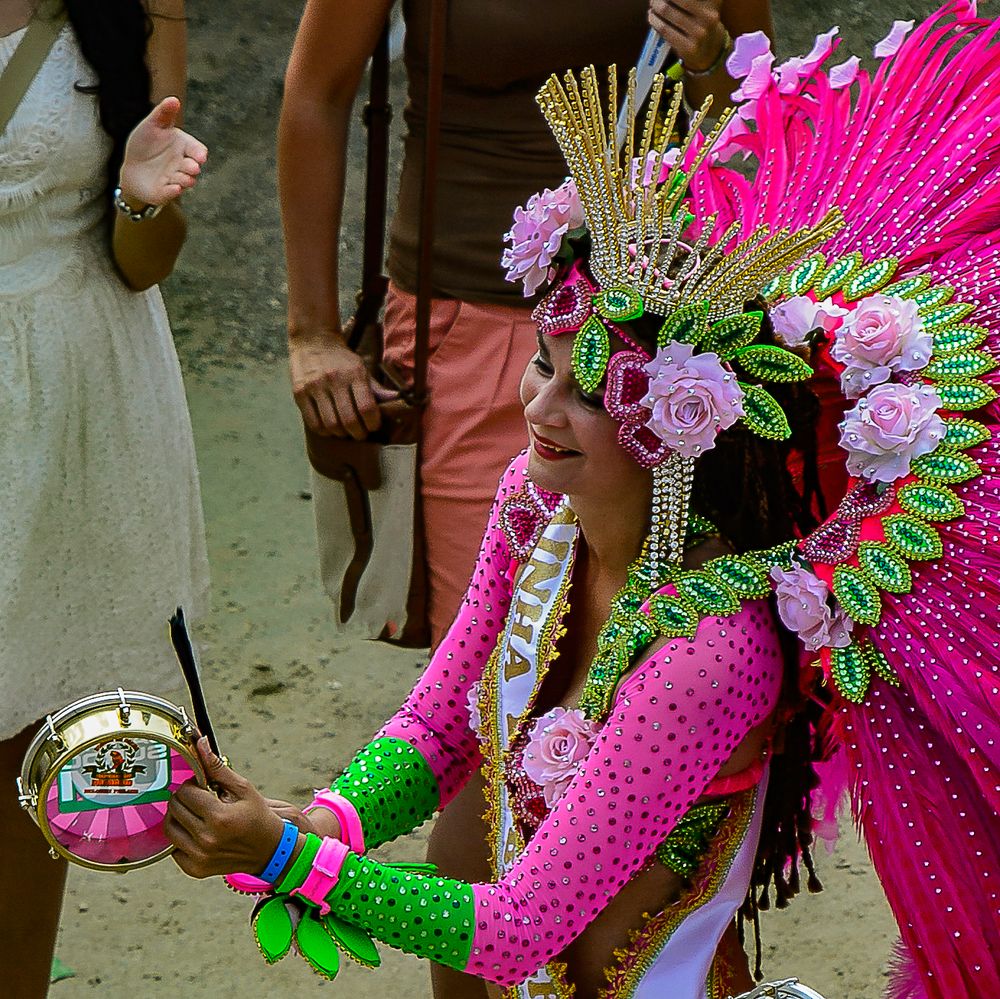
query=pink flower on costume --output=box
[874,20,915,58]
[727,31,775,104]
[467,681,484,743]
[770,295,848,349]
[771,565,854,652]
[831,294,932,399]
[523,707,599,808]
[839,382,945,483]
[773,27,840,93]
[502,179,584,297]
[642,343,744,458]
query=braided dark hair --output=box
[64,0,153,207]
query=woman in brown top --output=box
[279,2,772,996]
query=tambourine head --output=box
[18,691,206,872]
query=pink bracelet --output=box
[289,836,350,916]
[304,790,366,854]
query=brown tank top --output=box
[387,0,651,306]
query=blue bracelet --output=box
[259,819,299,884]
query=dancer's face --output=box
[520,329,650,504]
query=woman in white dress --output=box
[0,1,209,992]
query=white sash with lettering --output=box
[490,509,577,999]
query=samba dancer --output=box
[165,5,1000,997]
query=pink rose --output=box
[502,179,584,297]
[839,382,945,483]
[831,294,932,399]
[874,19,914,58]
[642,342,744,458]
[467,681,484,743]
[523,707,599,807]
[770,565,854,652]
[770,295,848,348]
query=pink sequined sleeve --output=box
[374,453,529,807]
[465,600,783,983]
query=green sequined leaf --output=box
[898,482,965,521]
[296,910,342,980]
[674,571,741,616]
[857,542,912,594]
[941,417,991,450]
[760,275,784,300]
[323,914,381,969]
[934,380,998,411]
[832,565,882,625]
[702,311,763,358]
[843,257,898,300]
[830,644,872,703]
[921,302,976,331]
[924,349,997,383]
[593,285,644,322]
[571,315,611,393]
[816,251,863,297]
[647,594,700,638]
[657,301,710,347]
[883,514,943,561]
[738,382,791,440]
[787,254,827,296]
[734,345,813,383]
[253,897,294,964]
[911,450,980,484]
[913,285,954,310]
[882,274,931,298]
[709,555,771,599]
[933,323,988,355]
[861,641,900,688]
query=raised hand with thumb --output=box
[165,736,295,880]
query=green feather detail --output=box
[296,910,343,980]
[252,897,294,965]
[733,345,813,382]
[657,301,710,347]
[571,314,611,393]
[739,382,791,440]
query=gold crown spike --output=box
[535,66,846,321]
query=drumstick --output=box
[168,608,222,759]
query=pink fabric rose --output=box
[771,565,854,652]
[642,342,744,458]
[502,179,584,297]
[831,294,932,399]
[839,382,945,483]
[467,681,484,743]
[523,707,599,807]
[874,19,915,58]
[770,295,848,348]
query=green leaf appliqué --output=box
[657,301,710,347]
[571,315,611,393]
[252,897,295,965]
[734,345,813,383]
[832,565,882,625]
[739,383,791,440]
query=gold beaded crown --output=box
[535,66,844,321]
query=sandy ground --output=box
[51,0,946,996]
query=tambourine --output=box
[16,688,207,872]
[731,982,828,999]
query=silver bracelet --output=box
[682,28,733,79]
[113,186,163,222]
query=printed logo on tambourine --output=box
[58,737,173,810]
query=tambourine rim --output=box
[22,691,206,873]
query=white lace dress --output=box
[0,24,210,739]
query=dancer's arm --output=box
[170,601,782,986]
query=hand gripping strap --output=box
[290,837,351,917]
[306,790,366,854]
[330,736,440,847]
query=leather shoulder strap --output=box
[0,1,68,135]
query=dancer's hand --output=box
[289,333,383,439]
[264,797,343,841]
[647,0,728,73]
[165,737,290,879]
[119,96,208,207]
